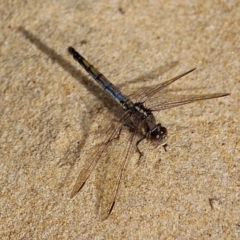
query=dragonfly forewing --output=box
[98,128,138,220]
[70,111,131,198]
[145,93,230,111]
[136,68,196,102]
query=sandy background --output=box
[1,1,239,239]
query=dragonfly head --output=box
[148,124,167,145]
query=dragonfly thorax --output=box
[129,103,167,144]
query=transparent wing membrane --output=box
[146,93,229,111]
[70,111,131,198]
[98,129,137,220]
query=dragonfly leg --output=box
[136,137,145,161]
[162,143,168,152]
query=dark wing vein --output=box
[145,93,230,111]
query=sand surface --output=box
[1,1,239,239]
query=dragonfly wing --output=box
[98,128,138,220]
[136,68,196,102]
[145,93,230,111]
[70,111,131,198]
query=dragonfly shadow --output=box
[17,27,101,183]
[17,27,115,164]
[118,61,178,88]
[17,27,113,109]
[17,27,186,195]
[18,29,179,130]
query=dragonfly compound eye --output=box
[150,124,168,143]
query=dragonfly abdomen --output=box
[68,46,133,109]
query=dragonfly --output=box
[68,46,229,220]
